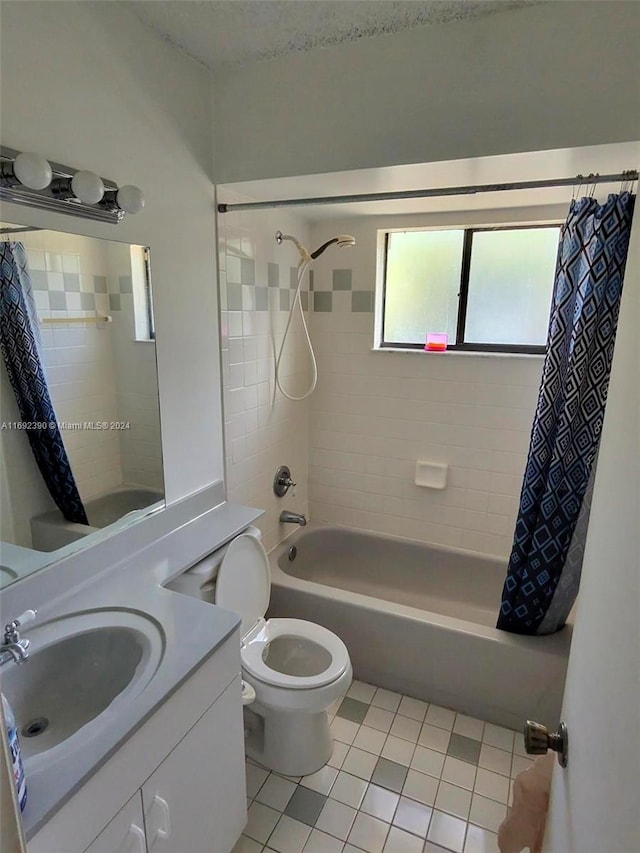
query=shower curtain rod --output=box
[0,226,43,235]
[217,170,638,213]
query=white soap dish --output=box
[415,461,448,489]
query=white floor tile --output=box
[303,828,345,853]
[342,746,379,780]
[469,795,507,833]
[419,723,452,753]
[353,726,387,755]
[360,784,399,823]
[232,835,263,853]
[316,799,357,841]
[331,717,361,745]
[441,756,477,791]
[410,746,446,778]
[372,688,402,712]
[348,811,390,853]
[392,796,432,837]
[381,734,416,766]
[390,715,422,743]
[453,714,485,742]
[347,681,378,704]
[256,774,297,810]
[245,802,281,844]
[363,706,395,733]
[425,705,456,731]
[268,815,312,853]
[512,733,528,757]
[478,744,512,777]
[464,823,499,853]
[328,740,350,769]
[383,826,424,853]
[330,771,368,808]
[474,768,509,804]
[402,769,439,807]
[397,696,429,723]
[427,810,467,853]
[301,765,339,795]
[246,763,270,798]
[434,782,472,821]
[482,724,515,753]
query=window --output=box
[380,224,561,353]
[130,245,155,341]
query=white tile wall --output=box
[218,199,312,552]
[308,215,546,558]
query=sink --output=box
[1,609,164,764]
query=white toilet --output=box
[170,527,352,776]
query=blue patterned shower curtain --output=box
[0,241,88,526]
[498,192,635,635]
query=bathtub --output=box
[30,485,164,552]
[268,524,572,730]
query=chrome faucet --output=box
[0,609,36,668]
[279,510,307,526]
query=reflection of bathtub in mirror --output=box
[31,485,164,552]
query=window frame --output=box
[379,222,562,355]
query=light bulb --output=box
[71,170,105,204]
[13,152,52,190]
[116,185,145,214]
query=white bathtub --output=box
[268,524,572,730]
[30,486,164,552]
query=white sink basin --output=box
[1,610,164,765]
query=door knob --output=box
[524,720,568,767]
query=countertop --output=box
[1,494,263,838]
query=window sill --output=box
[372,347,544,359]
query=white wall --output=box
[213,2,640,182]
[543,215,640,850]
[0,1,222,503]
[307,207,571,556]
[218,198,311,550]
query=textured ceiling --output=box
[128,0,537,73]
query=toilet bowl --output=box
[168,527,352,776]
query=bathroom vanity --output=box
[0,484,262,853]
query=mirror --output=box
[0,222,164,587]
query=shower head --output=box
[310,234,356,259]
[276,230,356,262]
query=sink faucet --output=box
[0,609,36,668]
[279,510,307,526]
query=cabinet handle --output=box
[152,794,171,840]
[128,823,146,853]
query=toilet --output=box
[169,527,352,776]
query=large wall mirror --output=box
[0,221,164,587]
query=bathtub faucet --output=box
[279,510,307,526]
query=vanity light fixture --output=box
[0,146,144,224]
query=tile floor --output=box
[233,681,532,853]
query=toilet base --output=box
[244,699,333,776]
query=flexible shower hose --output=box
[274,259,317,401]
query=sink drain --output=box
[22,717,49,738]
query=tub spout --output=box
[280,510,307,526]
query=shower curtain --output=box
[498,191,635,635]
[0,241,88,525]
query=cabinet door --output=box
[83,792,146,853]
[142,676,246,853]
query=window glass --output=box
[383,230,464,345]
[464,228,559,346]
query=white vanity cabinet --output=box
[29,633,247,853]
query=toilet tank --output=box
[166,526,262,604]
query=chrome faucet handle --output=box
[3,609,37,644]
[274,465,296,497]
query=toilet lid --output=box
[215,532,271,637]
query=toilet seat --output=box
[214,532,349,691]
[241,617,350,690]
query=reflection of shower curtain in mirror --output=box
[0,241,88,525]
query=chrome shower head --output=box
[310,234,356,259]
